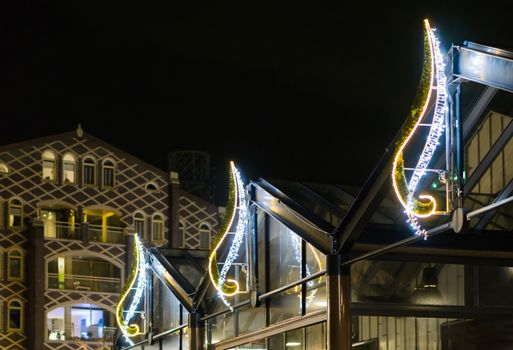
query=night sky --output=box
[3,2,513,203]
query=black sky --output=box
[3,1,513,202]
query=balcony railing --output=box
[48,273,122,293]
[47,324,116,343]
[45,221,82,240]
[89,224,125,244]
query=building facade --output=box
[0,128,219,350]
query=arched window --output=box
[179,220,185,248]
[145,182,158,192]
[152,214,164,242]
[9,198,22,227]
[83,157,96,186]
[42,150,56,181]
[134,212,146,239]
[8,248,23,280]
[102,159,115,188]
[8,299,23,331]
[199,223,211,250]
[0,163,9,174]
[62,153,76,184]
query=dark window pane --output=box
[9,258,21,278]
[9,308,21,329]
[103,168,114,187]
[84,165,95,185]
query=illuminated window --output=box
[199,223,211,250]
[152,214,164,242]
[102,159,115,188]
[8,248,23,280]
[83,157,96,186]
[0,163,9,174]
[8,300,23,331]
[9,198,22,227]
[134,213,145,239]
[42,150,56,181]
[62,153,76,184]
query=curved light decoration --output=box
[116,235,147,345]
[392,19,448,236]
[208,161,249,308]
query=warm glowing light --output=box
[116,235,147,345]
[391,19,448,236]
[208,162,249,308]
[286,342,302,347]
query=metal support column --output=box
[326,254,351,350]
[455,83,464,208]
[188,313,206,350]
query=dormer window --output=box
[145,182,158,192]
[62,153,76,184]
[102,159,115,188]
[83,157,96,186]
[42,150,56,181]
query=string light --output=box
[208,162,249,309]
[116,235,147,345]
[392,19,448,236]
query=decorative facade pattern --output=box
[179,193,219,249]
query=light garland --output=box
[391,19,448,236]
[116,235,147,345]
[208,162,249,309]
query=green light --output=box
[431,182,438,189]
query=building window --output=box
[42,150,56,181]
[62,153,76,184]
[102,159,115,188]
[8,248,23,280]
[9,199,22,227]
[199,223,211,250]
[145,182,158,192]
[152,214,164,242]
[8,300,23,331]
[0,163,9,174]
[83,157,96,186]
[134,213,146,239]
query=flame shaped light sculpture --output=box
[116,235,147,345]
[392,19,448,236]
[208,161,249,309]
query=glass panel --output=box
[9,257,21,278]
[153,221,164,241]
[9,308,21,329]
[269,217,302,323]
[305,323,326,350]
[237,305,265,336]
[43,160,55,180]
[305,244,326,313]
[135,219,145,238]
[103,168,114,187]
[63,161,75,183]
[9,207,21,227]
[351,261,465,306]
[84,165,95,185]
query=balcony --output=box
[48,273,122,294]
[88,224,124,244]
[45,221,82,240]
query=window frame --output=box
[42,149,57,182]
[134,212,146,240]
[152,213,165,242]
[62,152,77,185]
[102,158,116,189]
[8,247,24,281]
[8,198,23,228]
[199,222,211,250]
[82,156,97,187]
[8,299,23,332]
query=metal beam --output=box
[252,182,332,254]
[475,176,513,230]
[464,119,513,196]
[454,44,513,93]
[333,148,394,254]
